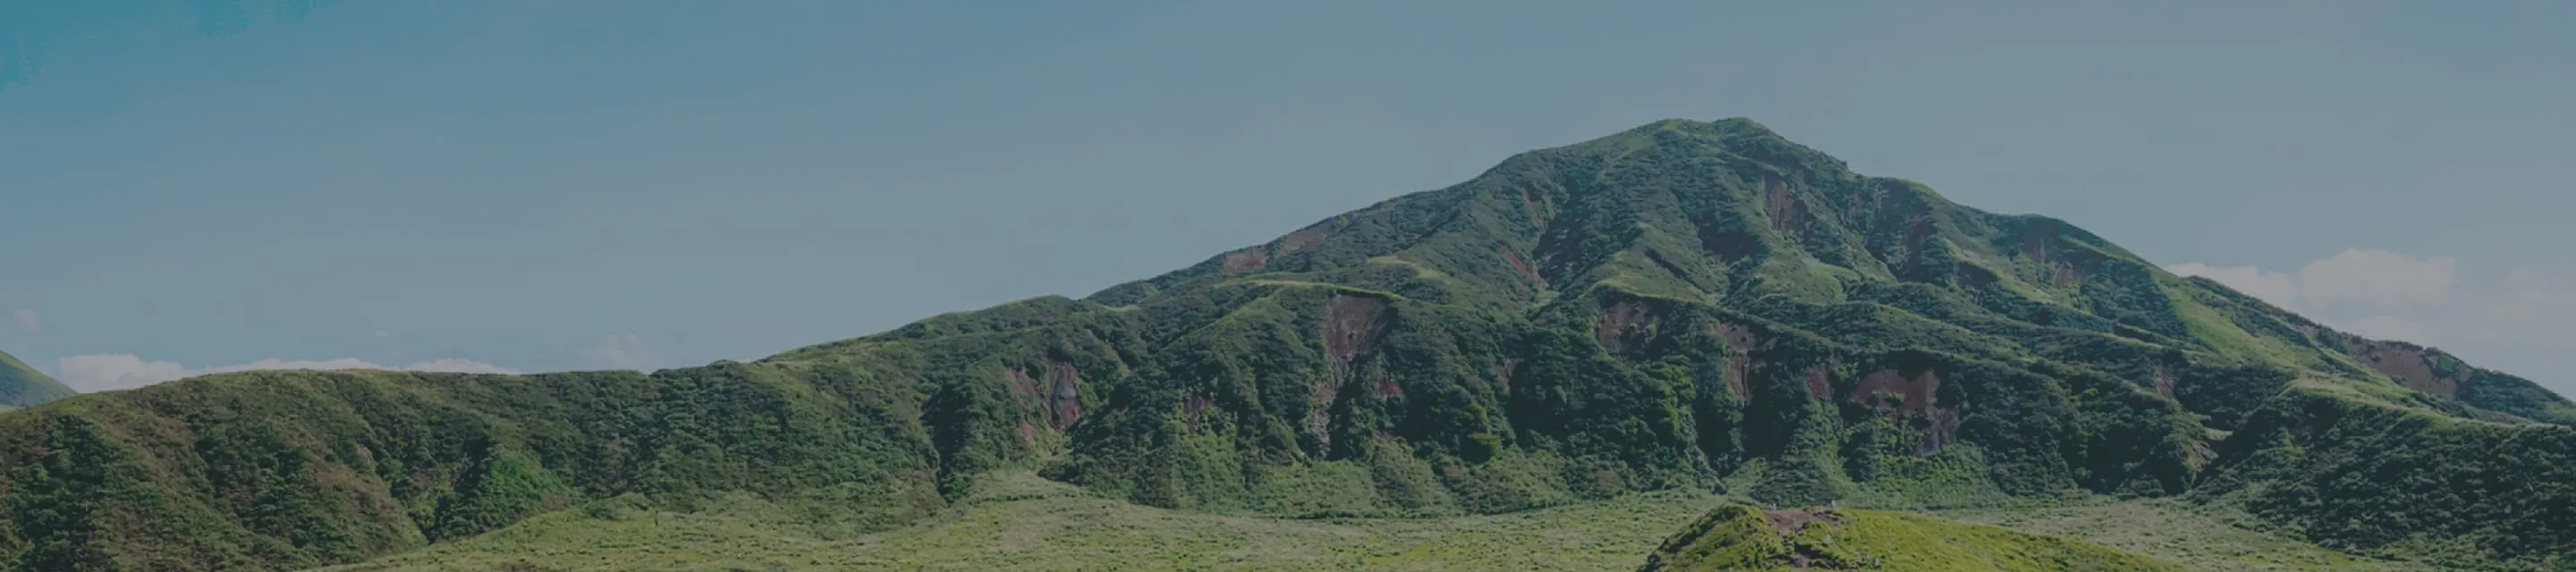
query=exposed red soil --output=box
[1222,249,1269,274]
[1004,368,1042,398]
[1521,186,1554,229]
[1317,295,1395,451]
[1326,295,1393,358]
[1852,369,1940,416]
[1501,248,1547,287]
[1046,362,1083,430]
[1595,299,1667,358]
[1850,367,1961,454]
[2351,341,2459,397]
[1017,422,1038,443]
[1804,366,1834,401]
[2153,364,2179,399]
[1184,392,1216,425]
[1766,178,1813,240]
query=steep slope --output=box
[1638,505,2185,571]
[0,349,73,408]
[0,119,2570,571]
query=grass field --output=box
[321,471,2448,571]
[1933,500,2447,572]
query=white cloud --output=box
[2163,263,2301,307]
[53,354,520,393]
[2167,250,2576,396]
[588,334,665,372]
[2166,248,2458,311]
[12,309,37,333]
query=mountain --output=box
[0,349,73,408]
[1639,505,2185,571]
[0,119,2570,571]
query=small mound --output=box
[1640,505,2185,571]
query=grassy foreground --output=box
[321,470,2446,571]
[321,470,1734,571]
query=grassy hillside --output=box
[3,119,2572,570]
[0,349,72,408]
[1640,505,2184,571]
[318,468,2442,572]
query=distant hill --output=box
[0,349,72,408]
[1640,505,2185,571]
[0,119,2570,571]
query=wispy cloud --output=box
[53,354,519,393]
[2167,248,2576,394]
[587,334,665,372]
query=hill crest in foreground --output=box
[1,118,2571,571]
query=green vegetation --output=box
[0,349,72,408]
[1640,504,2187,571]
[1936,498,2447,571]
[325,469,1737,571]
[2,118,2572,570]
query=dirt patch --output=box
[2351,341,2459,397]
[1595,298,1667,358]
[1765,178,1812,240]
[1316,295,1395,451]
[1501,248,1547,287]
[1183,391,1216,427]
[1521,186,1554,229]
[1850,367,1962,454]
[1004,368,1041,399]
[1222,249,1269,274]
[1326,295,1393,358]
[1852,369,1939,416]
[1763,509,1837,537]
[1804,366,1834,401]
[1046,362,1083,430]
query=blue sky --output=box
[4,1,2573,395]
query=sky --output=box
[3,1,2573,396]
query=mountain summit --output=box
[1,119,2569,571]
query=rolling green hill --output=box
[0,349,72,408]
[1,119,2570,571]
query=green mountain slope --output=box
[1640,505,2185,571]
[0,119,2570,571]
[0,349,73,408]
